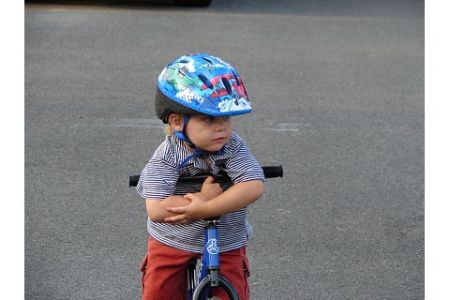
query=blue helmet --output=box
[155,53,252,123]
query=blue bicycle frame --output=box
[187,217,239,300]
[202,218,221,283]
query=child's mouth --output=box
[212,137,226,143]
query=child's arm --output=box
[146,176,222,223]
[146,196,190,223]
[164,180,264,224]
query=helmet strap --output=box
[173,114,226,170]
[173,115,195,148]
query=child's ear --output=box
[168,113,183,131]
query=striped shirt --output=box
[136,132,265,253]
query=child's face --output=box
[185,114,233,152]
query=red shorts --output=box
[140,237,251,300]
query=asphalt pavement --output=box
[25,0,424,299]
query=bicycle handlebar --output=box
[129,165,283,187]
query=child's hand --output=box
[164,193,209,224]
[199,176,223,201]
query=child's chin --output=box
[205,144,224,152]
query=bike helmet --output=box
[155,53,252,123]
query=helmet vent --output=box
[222,78,232,95]
[178,67,187,76]
[232,71,240,86]
[203,57,213,64]
[198,74,213,89]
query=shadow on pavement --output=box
[26,0,423,18]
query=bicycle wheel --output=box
[193,274,240,300]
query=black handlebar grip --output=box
[262,165,283,178]
[129,165,283,187]
[129,175,140,187]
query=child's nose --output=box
[214,118,228,130]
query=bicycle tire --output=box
[193,274,240,300]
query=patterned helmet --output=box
[155,53,252,123]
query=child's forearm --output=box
[146,190,214,222]
[204,180,264,218]
[163,180,264,223]
[146,195,191,223]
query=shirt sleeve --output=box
[225,136,265,184]
[136,158,179,200]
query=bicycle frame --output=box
[202,218,221,282]
[187,218,222,300]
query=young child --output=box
[137,53,265,300]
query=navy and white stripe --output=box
[136,132,265,253]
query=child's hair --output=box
[164,124,173,136]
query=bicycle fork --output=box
[187,218,240,300]
[202,218,221,286]
[187,218,221,300]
